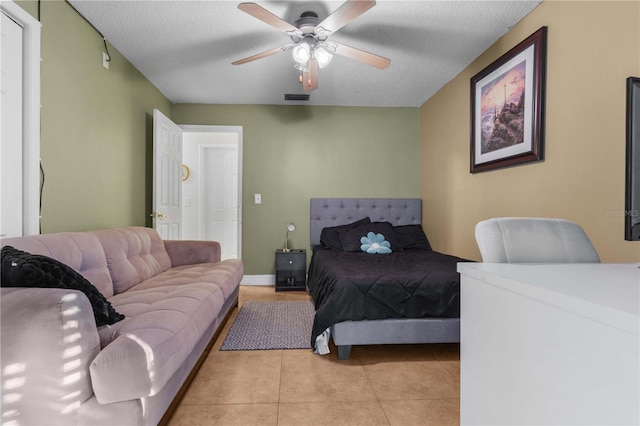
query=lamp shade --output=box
[292,42,311,64]
[314,46,333,68]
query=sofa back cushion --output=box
[92,227,171,294]
[0,232,115,297]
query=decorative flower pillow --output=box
[338,222,399,252]
[360,232,392,254]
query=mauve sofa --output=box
[0,226,243,425]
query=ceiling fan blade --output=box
[315,0,376,37]
[330,42,390,69]
[303,58,319,92]
[232,45,292,65]
[238,3,302,37]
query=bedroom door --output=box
[152,109,182,239]
[1,12,24,237]
[1,3,40,238]
[181,127,242,260]
[201,143,239,259]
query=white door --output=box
[201,144,239,259]
[152,109,182,239]
[1,12,24,237]
[0,3,41,238]
[181,127,242,260]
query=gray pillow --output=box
[320,217,371,250]
[394,224,432,251]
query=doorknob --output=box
[150,212,166,219]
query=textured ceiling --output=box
[69,0,541,107]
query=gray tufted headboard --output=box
[310,198,422,247]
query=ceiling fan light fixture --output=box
[292,40,312,64]
[233,1,390,92]
[314,46,333,68]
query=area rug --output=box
[219,300,315,351]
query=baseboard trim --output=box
[241,274,275,285]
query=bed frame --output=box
[310,198,460,360]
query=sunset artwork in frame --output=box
[470,27,547,173]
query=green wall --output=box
[15,1,419,275]
[17,0,172,232]
[173,105,420,274]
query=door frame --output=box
[181,125,243,259]
[1,1,41,235]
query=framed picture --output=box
[470,26,547,173]
[625,77,640,241]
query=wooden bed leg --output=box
[337,345,352,360]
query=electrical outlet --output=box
[254,194,262,204]
[102,52,110,69]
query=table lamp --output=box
[283,223,295,252]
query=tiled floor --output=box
[168,286,460,425]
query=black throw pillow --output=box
[1,246,125,327]
[339,222,400,252]
[394,224,432,251]
[319,217,371,250]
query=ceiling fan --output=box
[232,0,391,93]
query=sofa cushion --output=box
[130,259,244,301]
[92,227,172,294]
[164,240,221,267]
[1,246,125,327]
[96,260,242,349]
[90,281,225,404]
[0,232,114,297]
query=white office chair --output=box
[475,217,600,263]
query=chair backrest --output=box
[475,217,600,263]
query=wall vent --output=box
[284,94,310,101]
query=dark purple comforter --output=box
[307,248,467,347]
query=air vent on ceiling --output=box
[284,94,310,101]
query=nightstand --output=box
[275,249,306,291]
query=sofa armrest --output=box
[163,240,221,267]
[1,288,101,424]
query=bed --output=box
[307,198,465,360]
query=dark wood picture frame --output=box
[625,77,640,241]
[470,27,547,173]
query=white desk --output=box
[457,263,639,425]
